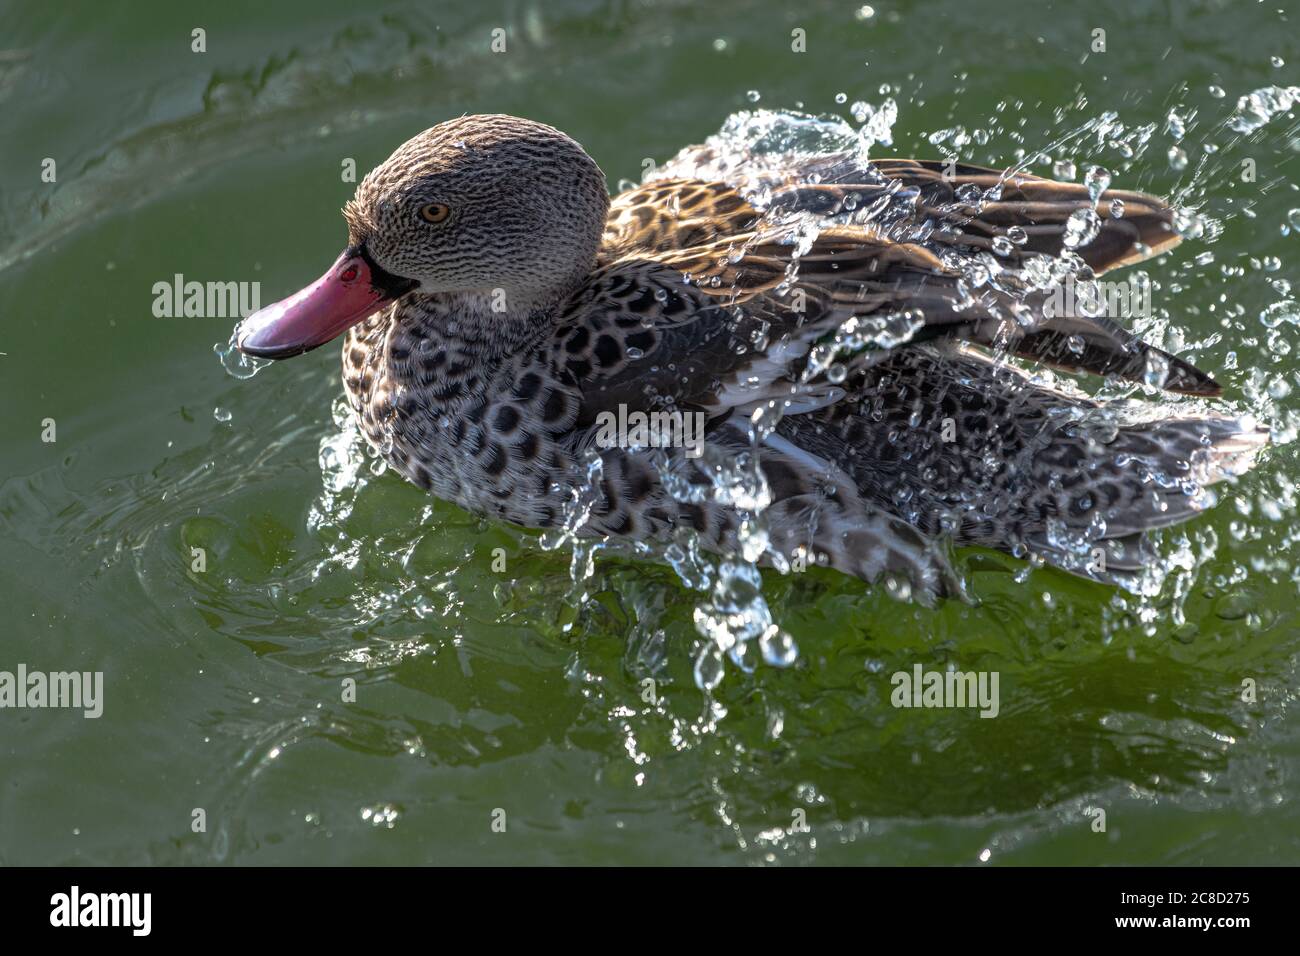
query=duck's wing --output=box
[552,253,967,602]
[598,174,1216,396]
[554,255,850,428]
[870,158,1182,275]
[671,225,1220,396]
[645,152,1183,275]
[599,178,760,263]
[780,342,1264,585]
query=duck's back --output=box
[563,150,1263,589]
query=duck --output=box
[236,113,1265,603]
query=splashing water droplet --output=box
[1259,299,1299,329]
[1083,165,1111,201]
[214,330,271,380]
[1228,85,1300,133]
[759,626,799,667]
[1166,109,1186,141]
[693,645,725,692]
[1143,352,1170,389]
[1173,207,1207,240]
[1063,208,1101,249]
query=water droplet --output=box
[759,627,799,667]
[1143,351,1170,389]
[1168,146,1188,171]
[1165,109,1186,141]
[1063,208,1101,249]
[1259,299,1299,329]
[1109,198,1125,219]
[214,333,271,380]
[693,645,726,692]
[1083,165,1111,201]
[1173,207,1206,239]
[213,407,232,423]
[1052,159,1077,180]
[746,90,760,103]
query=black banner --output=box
[0,866,1285,941]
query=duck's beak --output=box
[236,248,417,359]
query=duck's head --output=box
[237,114,609,359]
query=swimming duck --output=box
[237,113,1264,601]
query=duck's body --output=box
[240,114,1263,601]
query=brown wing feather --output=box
[660,224,1218,396]
[589,172,1215,404]
[870,158,1182,274]
[599,178,760,263]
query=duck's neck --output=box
[371,291,556,418]
[395,290,554,362]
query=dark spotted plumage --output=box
[322,114,1266,601]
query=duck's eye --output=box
[418,202,451,224]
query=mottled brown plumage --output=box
[241,113,1265,602]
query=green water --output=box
[2,0,1298,865]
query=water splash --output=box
[1227,85,1300,133]
[214,327,271,380]
[633,88,1290,683]
[224,85,1294,706]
